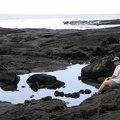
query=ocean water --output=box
[0,14,120,29]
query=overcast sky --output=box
[0,0,120,14]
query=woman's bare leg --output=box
[96,79,109,94]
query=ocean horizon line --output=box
[0,13,120,19]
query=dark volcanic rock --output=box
[79,89,85,94]
[64,92,80,98]
[0,98,67,120]
[63,19,120,26]
[84,89,91,94]
[0,72,19,84]
[26,74,65,91]
[81,56,115,80]
[0,27,120,74]
[54,91,64,97]
[92,37,120,57]
[101,37,119,46]
[71,92,80,98]
[0,73,20,91]
[0,27,120,120]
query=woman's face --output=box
[114,60,119,65]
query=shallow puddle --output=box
[0,64,97,107]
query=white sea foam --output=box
[0,14,120,29]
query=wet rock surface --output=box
[54,89,91,98]
[0,26,120,119]
[63,19,120,26]
[0,73,20,91]
[26,74,65,91]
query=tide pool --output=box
[0,64,97,107]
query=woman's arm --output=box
[107,75,116,80]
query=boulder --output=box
[101,37,119,47]
[79,89,85,94]
[64,92,80,98]
[26,74,65,91]
[81,56,115,81]
[54,91,64,97]
[0,73,19,91]
[0,83,17,91]
[92,43,120,57]
[84,89,91,94]
[0,72,19,84]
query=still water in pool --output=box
[0,64,97,107]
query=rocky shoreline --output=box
[63,19,120,26]
[0,26,120,120]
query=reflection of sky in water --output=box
[0,64,97,107]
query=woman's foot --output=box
[92,92,101,96]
